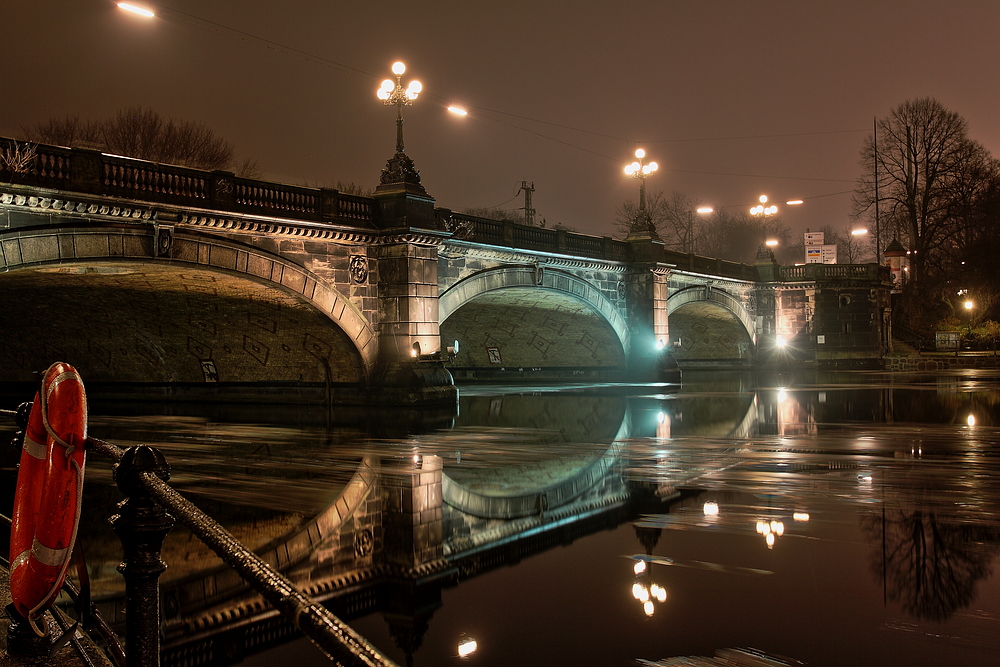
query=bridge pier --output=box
[624,235,678,381]
[370,176,456,403]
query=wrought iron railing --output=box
[1,404,398,667]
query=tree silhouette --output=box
[26,106,262,178]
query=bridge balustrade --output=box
[780,263,889,281]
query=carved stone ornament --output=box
[444,216,475,240]
[380,150,422,186]
[617,281,627,300]
[349,255,369,284]
[354,528,374,557]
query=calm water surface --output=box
[5,370,1000,666]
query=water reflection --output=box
[2,371,1000,665]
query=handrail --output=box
[85,437,398,667]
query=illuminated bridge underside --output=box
[670,301,753,367]
[0,263,365,384]
[440,286,626,370]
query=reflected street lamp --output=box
[624,149,658,235]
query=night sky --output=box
[4,1,999,241]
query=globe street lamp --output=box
[377,61,422,155]
[624,149,658,234]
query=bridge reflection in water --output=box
[4,371,1000,666]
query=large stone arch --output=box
[667,285,756,365]
[0,226,376,382]
[439,265,631,356]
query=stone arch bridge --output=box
[0,139,891,403]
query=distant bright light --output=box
[703,501,719,516]
[643,600,655,616]
[633,560,647,575]
[967,414,976,427]
[117,2,155,17]
[392,61,406,76]
[765,239,779,246]
[448,106,468,116]
[635,148,646,159]
[696,206,714,214]
[851,228,868,235]
[785,199,804,205]
[759,195,768,203]
[964,300,974,310]
[776,336,786,348]
[793,512,810,522]
[458,638,478,658]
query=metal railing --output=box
[2,405,398,667]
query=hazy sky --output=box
[3,1,999,241]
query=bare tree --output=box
[615,190,708,250]
[853,98,999,286]
[25,106,262,177]
[699,208,791,264]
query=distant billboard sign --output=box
[804,231,825,246]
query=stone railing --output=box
[780,263,890,282]
[1,137,753,279]
[0,137,373,226]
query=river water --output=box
[3,370,1000,666]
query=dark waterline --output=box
[4,370,1000,666]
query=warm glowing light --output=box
[964,300,974,310]
[765,532,776,548]
[458,638,478,658]
[858,474,873,484]
[703,501,719,516]
[637,586,650,602]
[777,389,787,402]
[967,414,976,427]
[785,199,804,205]
[646,161,658,173]
[756,520,768,534]
[793,512,810,522]
[696,206,714,214]
[759,195,769,204]
[635,148,646,159]
[448,106,468,116]
[118,2,155,17]
[765,239,779,246]
[657,411,665,424]
[632,583,644,599]
[776,336,786,347]
[633,561,647,575]
[655,586,667,602]
[392,61,406,76]
[643,601,655,616]
[851,228,868,235]
[770,521,784,536]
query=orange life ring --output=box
[9,362,88,634]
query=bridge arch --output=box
[0,226,375,383]
[667,285,756,364]
[439,265,630,357]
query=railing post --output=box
[111,445,175,667]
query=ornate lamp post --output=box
[376,62,424,189]
[377,61,422,154]
[624,149,658,234]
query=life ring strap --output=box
[22,435,47,461]
[31,538,70,569]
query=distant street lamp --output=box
[624,149,658,235]
[684,206,714,253]
[750,194,778,218]
[376,61,422,155]
[117,2,155,17]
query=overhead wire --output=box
[122,1,863,201]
